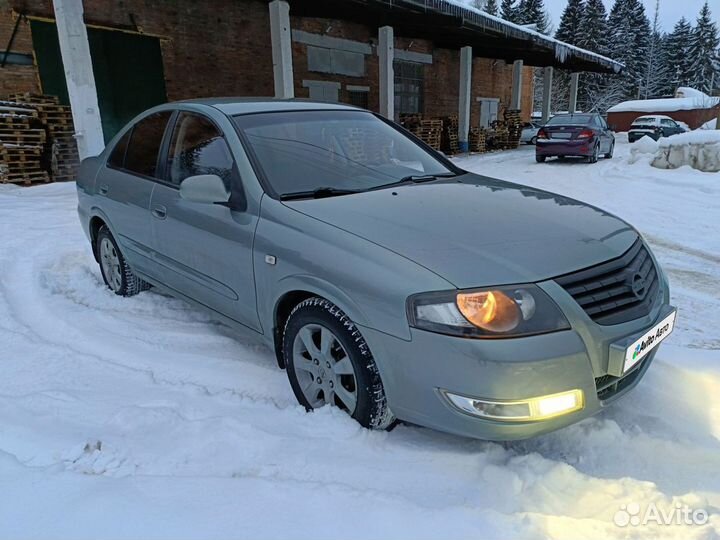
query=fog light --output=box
[443,389,584,421]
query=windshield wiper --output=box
[367,173,458,191]
[280,187,361,201]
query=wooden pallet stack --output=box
[6,93,80,182]
[0,101,49,185]
[468,127,487,153]
[441,115,459,154]
[504,109,523,149]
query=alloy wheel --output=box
[99,237,123,292]
[291,323,358,413]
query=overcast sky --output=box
[544,0,711,32]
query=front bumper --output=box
[536,138,594,157]
[360,276,672,441]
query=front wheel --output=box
[530,136,538,145]
[535,155,546,163]
[283,297,395,430]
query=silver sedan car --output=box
[77,99,676,440]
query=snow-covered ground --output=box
[1,136,719,540]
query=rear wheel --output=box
[283,297,395,430]
[530,136,537,145]
[535,155,546,163]
[587,143,600,163]
[96,226,150,296]
[605,141,615,159]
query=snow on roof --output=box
[608,88,720,114]
[440,0,623,72]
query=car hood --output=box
[284,175,637,288]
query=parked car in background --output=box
[77,99,674,441]
[536,113,615,163]
[520,121,541,145]
[628,115,687,142]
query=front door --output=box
[149,112,260,331]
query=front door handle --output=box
[98,184,109,195]
[152,205,167,220]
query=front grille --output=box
[555,238,659,325]
[595,357,648,401]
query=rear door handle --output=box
[98,184,109,195]
[151,205,167,220]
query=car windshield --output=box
[546,114,594,125]
[233,110,455,198]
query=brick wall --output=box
[2,0,533,125]
[0,5,40,96]
[5,0,274,100]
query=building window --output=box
[394,60,424,115]
[346,87,369,110]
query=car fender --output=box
[270,273,371,331]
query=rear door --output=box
[149,111,261,330]
[99,110,172,276]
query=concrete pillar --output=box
[269,0,294,99]
[458,46,472,152]
[569,72,580,113]
[541,66,553,123]
[52,0,104,159]
[510,60,523,111]
[378,26,394,119]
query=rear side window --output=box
[124,111,172,178]
[166,112,236,188]
[108,130,131,168]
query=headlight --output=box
[407,284,570,338]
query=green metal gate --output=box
[30,20,167,143]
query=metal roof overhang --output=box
[287,0,623,74]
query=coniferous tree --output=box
[641,0,668,98]
[517,0,548,33]
[484,0,499,16]
[555,0,585,46]
[500,0,519,22]
[606,0,650,99]
[663,17,693,94]
[688,2,720,94]
[577,0,612,111]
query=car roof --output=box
[177,97,362,116]
[633,115,673,121]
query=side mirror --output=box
[179,174,230,204]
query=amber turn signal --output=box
[456,291,520,332]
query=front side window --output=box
[108,130,131,168]
[124,111,172,178]
[233,110,454,198]
[660,118,677,127]
[167,112,236,188]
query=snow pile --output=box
[628,135,659,163]
[700,118,717,130]
[651,130,720,172]
[608,87,719,114]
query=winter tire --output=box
[587,143,600,164]
[96,226,150,297]
[605,141,615,159]
[283,297,395,430]
[535,155,546,163]
[530,136,537,145]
